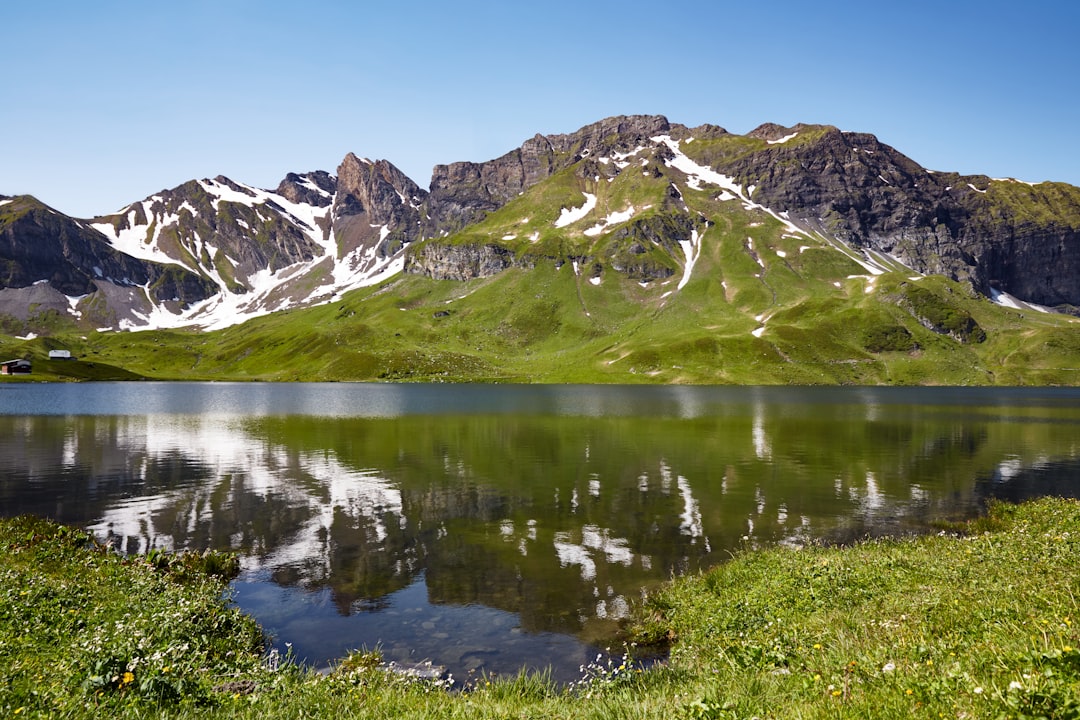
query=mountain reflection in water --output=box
[2,383,1079,681]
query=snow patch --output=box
[991,288,1024,310]
[990,287,1054,314]
[767,132,799,145]
[554,193,597,228]
[584,204,638,237]
[677,229,701,291]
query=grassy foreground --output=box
[2,499,1078,719]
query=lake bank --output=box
[3,498,1078,719]
[3,382,1080,684]
[5,383,1080,681]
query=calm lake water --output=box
[2,382,1079,683]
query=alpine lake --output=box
[2,382,1079,685]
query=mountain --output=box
[0,194,217,330]
[2,115,1080,384]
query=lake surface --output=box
[2,382,1079,684]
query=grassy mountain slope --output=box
[3,229,1078,386]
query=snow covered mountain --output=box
[2,115,1079,336]
[1,154,430,332]
[86,166,408,331]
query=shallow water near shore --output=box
[2,382,1079,682]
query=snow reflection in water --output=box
[3,383,1080,681]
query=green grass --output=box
[3,498,1078,719]
[3,260,1079,386]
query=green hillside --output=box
[3,248,1078,386]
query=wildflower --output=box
[906,689,914,696]
[882,662,896,673]
[831,690,842,697]
[1009,681,1023,691]
[813,643,823,650]
[974,687,984,695]
[121,671,135,687]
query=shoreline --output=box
[3,498,1078,718]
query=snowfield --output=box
[554,193,598,228]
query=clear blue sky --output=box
[3,0,1078,218]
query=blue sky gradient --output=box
[3,0,1077,218]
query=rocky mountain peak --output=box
[747,122,798,141]
[275,171,337,208]
[547,114,673,153]
[210,175,258,198]
[331,154,426,263]
[334,155,424,222]
[425,115,683,236]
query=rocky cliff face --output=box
[334,155,426,259]
[0,195,217,328]
[275,171,336,207]
[720,124,1080,309]
[425,115,683,236]
[403,242,520,281]
[405,118,1080,312]
[0,195,212,300]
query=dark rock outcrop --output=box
[332,155,428,268]
[425,115,678,236]
[0,195,214,303]
[403,242,517,281]
[718,126,1080,308]
[275,171,337,207]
